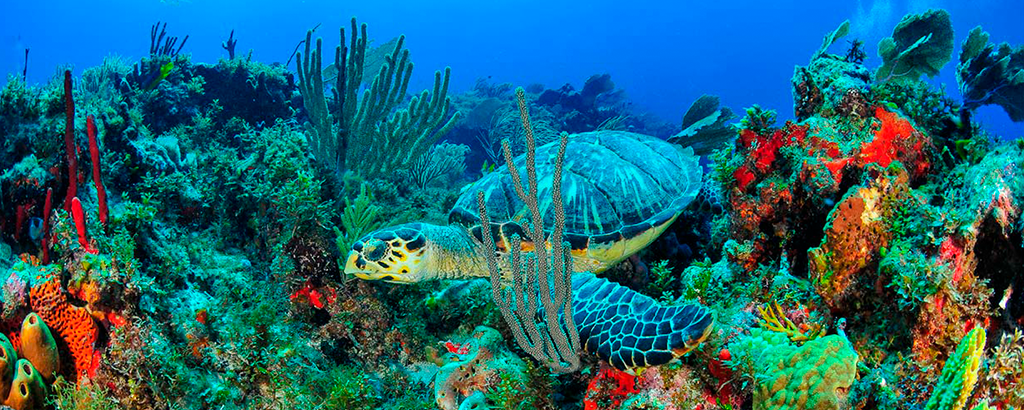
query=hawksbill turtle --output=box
[344,130,714,372]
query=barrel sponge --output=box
[924,327,986,410]
[754,334,859,410]
[0,334,16,400]
[5,359,46,410]
[28,277,97,380]
[19,312,60,383]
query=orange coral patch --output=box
[28,276,98,381]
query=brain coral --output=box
[729,328,859,410]
[756,334,859,410]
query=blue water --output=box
[3,0,1023,137]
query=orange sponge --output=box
[28,277,97,381]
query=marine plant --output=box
[334,184,382,258]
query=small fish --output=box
[1000,284,1013,311]
[143,60,174,91]
[27,217,44,242]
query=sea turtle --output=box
[345,130,714,372]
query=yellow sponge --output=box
[19,312,60,383]
[5,359,46,410]
[0,334,16,400]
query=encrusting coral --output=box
[27,276,97,381]
[433,326,526,410]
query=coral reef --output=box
[1,8,1023,410]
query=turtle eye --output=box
[364,239,389,261]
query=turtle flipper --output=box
[571,273,714,373]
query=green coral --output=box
[925,327,986,410]
[296,17,461,181]
[727,328,859,410]
[877,9,954,82]
[335,184,383,257]
[740,105,778,135]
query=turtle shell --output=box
[450,130,702,271]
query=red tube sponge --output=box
[41,188,52,264]
[70,197,97,254]
[86,115,107,227]
[63,70,78,213]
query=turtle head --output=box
[344,223,433,283]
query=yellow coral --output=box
[757,302,825,343]
[925,327,986,410]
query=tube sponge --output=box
[5,359,46,410]
[924,327,986,410]
[0,334,16,400]
[19,312,60,383]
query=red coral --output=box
[738,129,757,149]
[28,275,99,381]
[748,124,809,173]
[824,157,852,183]
[289,280,336,309]
[733,166,756,191]
[860,106,923,170]
[584,366,640,410]
[938,236,966,283]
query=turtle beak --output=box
[344,251,413,284]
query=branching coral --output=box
[296,18,461,181]
[758,302,825,343]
